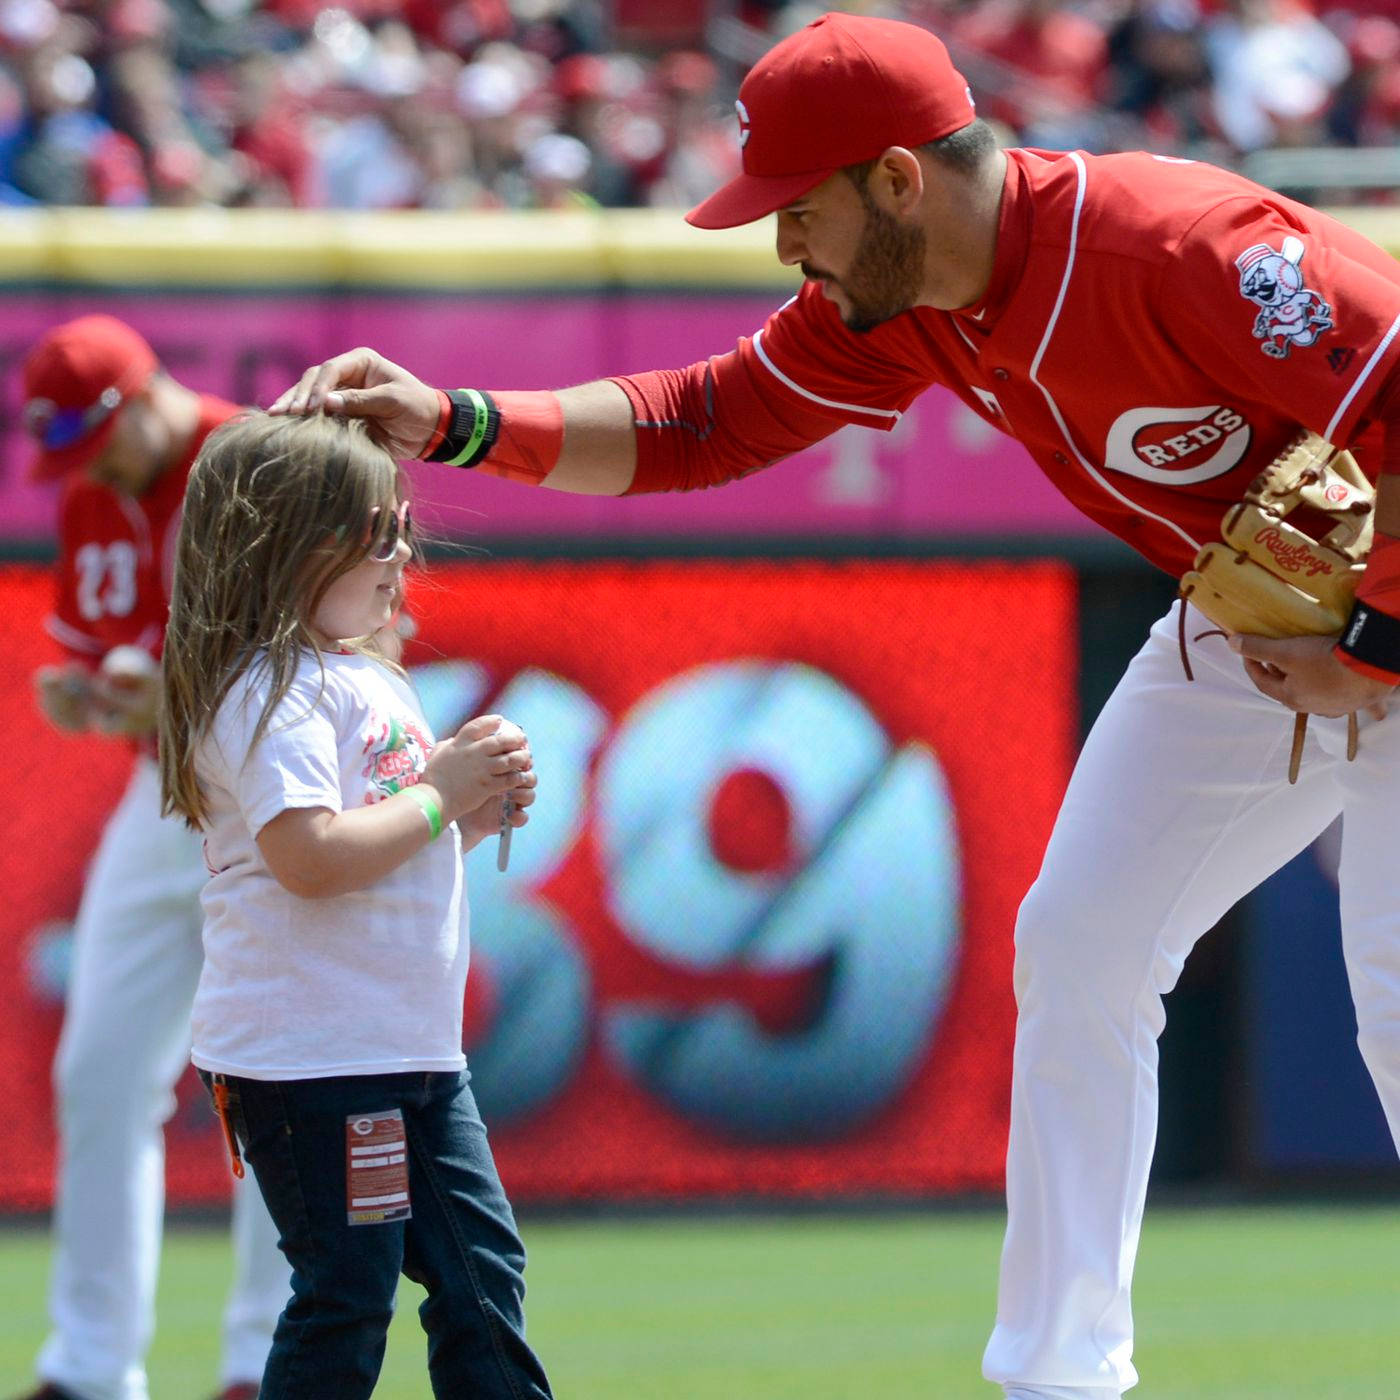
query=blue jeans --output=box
[200,1068,552,1400]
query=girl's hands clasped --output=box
[459,777,537,847]
[421,714,535,827]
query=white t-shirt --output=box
[191,648,469,1080]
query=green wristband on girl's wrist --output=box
[404,785,443,840]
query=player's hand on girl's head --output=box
[34,663,96,732]
[267,347,440,461]
[421,714,532,821]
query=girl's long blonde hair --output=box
[159,411,405,828]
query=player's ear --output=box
[871,147,925,214]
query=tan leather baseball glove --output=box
[1181,433,1373,637]
[1179,432,1375,780]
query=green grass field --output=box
[1,1203,1397,1399]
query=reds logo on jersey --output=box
[1235,237,1333,360]
[1103,405,1252,486]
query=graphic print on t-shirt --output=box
[360,711,433,802]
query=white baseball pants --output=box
[36,758,287,1400]
[983,603,1400,1399]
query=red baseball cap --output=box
[22,315,159,481]
[686,13,976,230]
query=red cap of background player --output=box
[22,315,158,481]
[686,13,976,231]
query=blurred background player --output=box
[17,315,287,1400]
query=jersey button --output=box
[992,368,1010,381]
[1053,451,1069,465]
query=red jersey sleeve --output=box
[614,282,933,494]
[49,483,124,661]
[1161,195,1400,455]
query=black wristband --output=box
[426,389,500,467]
[1336,598,1400,677]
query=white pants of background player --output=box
[983,602,1400,1400]
[36,758,288,1400]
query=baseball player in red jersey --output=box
[273,14,1400,1398]
[19,317,288,1400]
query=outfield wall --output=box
[0,209,1085,545]
[3,205,1396,546]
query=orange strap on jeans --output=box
[211,1076,246,1180]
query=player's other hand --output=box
[268,347,440,461]
[1230,633,1394,719]
[34,662,96,732]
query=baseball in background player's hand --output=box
[90,645,161,737]
[35,662,97,732]
[1230,633,1395,718]
[268,348,440,461]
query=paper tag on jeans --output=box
[344,1108,411,1226]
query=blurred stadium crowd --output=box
[0,0,1397,213]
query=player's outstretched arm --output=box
[269,348,637,495]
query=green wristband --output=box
[439,389,498,468]
[403,785,443,840]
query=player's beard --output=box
[833,201,926,334]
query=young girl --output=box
[158,411,551,1400]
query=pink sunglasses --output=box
[366,501,413,562]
